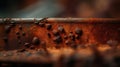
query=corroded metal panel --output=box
[0,18,120,50]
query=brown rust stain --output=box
[0,19,120,50]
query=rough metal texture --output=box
[0,18,120,50]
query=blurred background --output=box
[0,0,120,18]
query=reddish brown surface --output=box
[0,18,120,50]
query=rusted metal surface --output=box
[0,18,120,50]
[0,18,120,67]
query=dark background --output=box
[0,0,120,18]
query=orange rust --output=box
[0,18,120,50]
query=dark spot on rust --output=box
[16,31,20,35]
[17,35,21,39]
[75,35,80,39]
[71,36,75,41]
[32,37,40,45]
[24,43,30,48]
[58,26,65,33]
[19,25,22,30]
[46,24,52,30]
[47,33,51,38]
[70,31,73,33]
[65,40,70,45]
[53,36,62,44]
[17,49,26,52]
[3,37,8,43]
[5,25,11,34]
[39,23,45,27]
[68,33,75,41]
[52,30,59,36]
[22,32,26,36]
[75,28,83,36]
